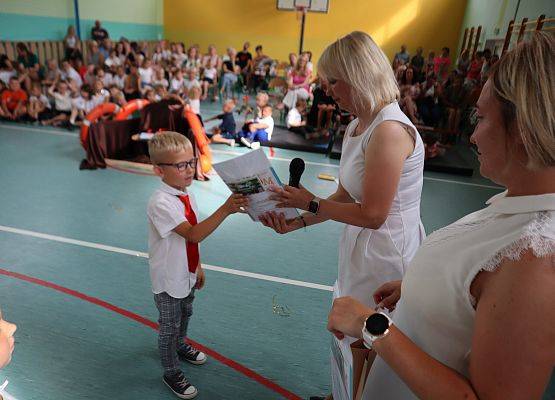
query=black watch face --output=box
[365,313,389,335]
[308,201,317,213]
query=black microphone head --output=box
[289,158,305,175]
[289,158,305,188]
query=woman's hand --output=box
[259,211,302,234]
[373,280,402,311]
[268,185,315,211]
[328,297,374,340]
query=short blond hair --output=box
[148,131,192,164]
[317,31,399,113]
[490,31,554,169]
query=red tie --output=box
[178,195,200,274]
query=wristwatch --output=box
[362,312,392,349]
[308,196,321,214]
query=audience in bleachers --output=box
[0,22,495,152]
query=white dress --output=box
[331,101,425,400]
[363,191,555,399]
[336,102,426,307]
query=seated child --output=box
[0,77,28,121]
[147,132,247,399]
[201,65,217,101]
[206,99,236,146]
[243,92,268,120]
[109,86,127,107]
[28,82,52,122]
[70,84,95,125]
[42,79,73,126]
[187,86,202,115]
[183,68,201,93]
[112,66,127,90]
[91,78,110,106]
[286,99,316,139]
[170,69,185,96]
[239,105,274,149]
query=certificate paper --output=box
[212,149,299,221]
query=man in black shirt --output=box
[236,42,252,89]
[410,46,425,82]
[236,42,252,71]
[91,20,109,42]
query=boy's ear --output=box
[152,164,164,177]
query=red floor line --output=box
[0,268,302,400]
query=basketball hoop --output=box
[296,6,306,21]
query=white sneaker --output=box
[240,137,252,148]
[251,142,261,150]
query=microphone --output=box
[288,158,305,188]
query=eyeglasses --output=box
[158,158,197,172]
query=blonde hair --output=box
[148,131,192,164]
[491,31,554,169]
[317,31,399,113]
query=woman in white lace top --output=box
[328,32,555,399]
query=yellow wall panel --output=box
[164,0,467,64]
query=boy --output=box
[147,132,247,399]
[42,79,73,126]
[206,99,236,147]
[239,105,274,149]
[28,82,52,122]
[0,77,28,121]
[286,99,317,139]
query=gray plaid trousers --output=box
[154,290,195,376]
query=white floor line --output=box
[1,123,503,190]
[0,224,334,292]
[211,149,340,169]
[1,123,79,138]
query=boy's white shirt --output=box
[52,91,72,111]
[102,72,113,87]
[72,96,95,113]
[255,115,275,139]
[203,67,217,80]
[286,107,302,128]
[139,67,153,84]
[61,67,82,88]
[170,78,184,92]
[147,181,198,299]
[112,74,126,89]
[30,94,51,109]
[183,78,201,91]
[189,99,201,114]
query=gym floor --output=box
[2,102,536,399]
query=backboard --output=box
[276,0,330,13]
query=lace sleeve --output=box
[479,211,554,273]
[469,212,554,308]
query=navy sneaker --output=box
[163,371,198,399]
[178,344,207,365]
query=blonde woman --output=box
[282,56,312,110]
[260,31,425,398]
[328,32,555,399]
